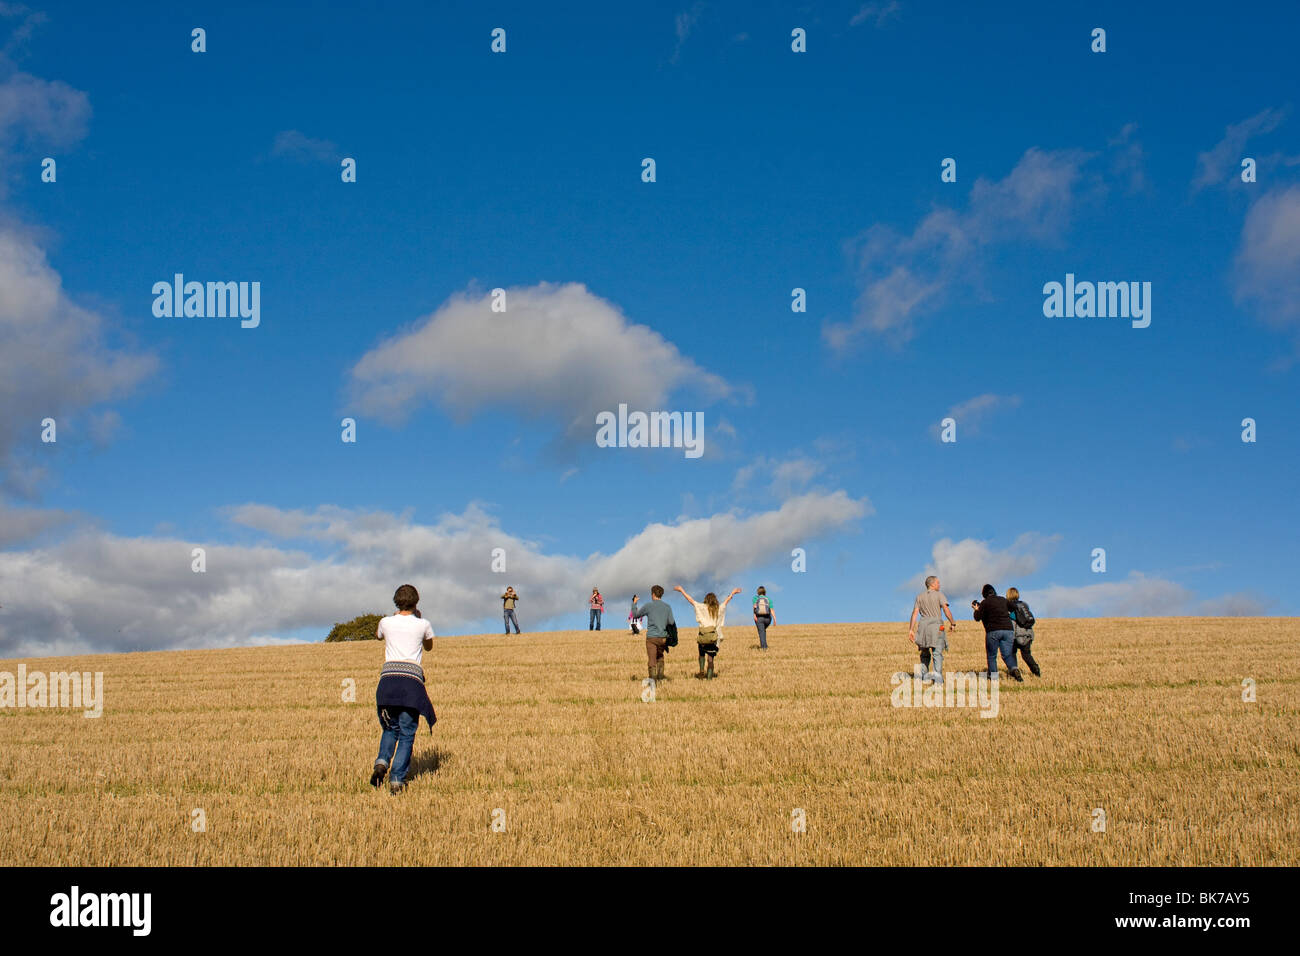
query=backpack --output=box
[755,596,770,615]
[1013,600,1036,629]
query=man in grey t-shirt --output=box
[632,585,676,681]
[908,575,956,683]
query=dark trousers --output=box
[1014,635,1038,671]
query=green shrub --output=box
[325,613,384,642]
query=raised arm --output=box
[672,585,697,606]
[720,587,742,608]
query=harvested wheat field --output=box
[1,618,1297,866]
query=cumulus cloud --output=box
[903,533,1061,598]
[348,281,735,445]
[825,147,1093,349]
[1233,184,1300,332]
[271,129,338,163]
[0,224,157,495]
[1036,569,1272,617]
[1192,108,1286,191]
[0,491,870,658]
[929,393,1020,440]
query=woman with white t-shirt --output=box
[673,585,742,680]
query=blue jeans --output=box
[755,614,771,648]
[589,609,601,630]
[986,629,1016,676]
[377,706,420,784]
[504,608,520,633]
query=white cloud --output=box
[0,224,157,494]
[733,455,825,496]
[1034,573,1192,617]
[929,393,1021,440]
[0,68,90,196]
[904,533,1061,598]
[671,2,705,63]
[1192,108,1286,191]
[850,2,900,28]
[271,129,338,163]
[0,491,870,658]
[347,281,735,445]
[826,147,1092,349]
[1233,184,1300,332]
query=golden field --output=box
[1,618,1296,866]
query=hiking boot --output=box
[1029,662,1041,677]
[1010,668,1024,682]
[706,667,716,679]
[390,781,406,795]
[369,762,388,788]
[694,670,706,679]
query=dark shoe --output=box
[694,671,706,679]
[1029,662,1041,677]
[1010,668,1024,682]
[390,781,406,794]
[370,762,388,788]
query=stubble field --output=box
[1,618,1296,866]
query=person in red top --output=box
[588,587,605,630]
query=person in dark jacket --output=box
[972,583,1023,682]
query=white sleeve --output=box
[424,621,435,640]
[376,619,384,639]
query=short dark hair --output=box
[757,586,766,595]
[393,584,420,611]
[981,584,996,599]
[651,585,664,598]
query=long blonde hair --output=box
[704,592,720,618]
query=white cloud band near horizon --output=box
[0,490,869,659]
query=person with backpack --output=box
[972,583,1023,682]
[674,585,742,679]
[752,586,775,649]
[1006,586,1040,677]
[588,587,605,630]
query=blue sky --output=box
[1,1,1298,656]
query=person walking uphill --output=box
[909,575,956,683]
[370,584,437,794]
[753,587,775,649]
[972,583,1022,682]
[632,586,676,681]
[588,588,605,630]
[501,586,520,634]
[675,585,741,679]
[1006,586,1040,677]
